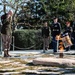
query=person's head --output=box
[8,10,13,16]
[53,17,58,23]
[43,20,48,27]
[66,21,70,27]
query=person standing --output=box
[42,21,50,53]
[1,10,13,57]
[63,21,72,51]
[51,17,61,54]
[72,21,75,49]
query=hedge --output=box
[12,29,43,50]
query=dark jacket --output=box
[72,23,75,37]
[51,22,61,37]
[63,26,72,37]
[42,26,50,38]
[1,13,12,35]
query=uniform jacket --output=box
[51,22,61,37]
[72,24,75,37]
[63,26,72,36]
[1,13,12,35]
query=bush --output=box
[12,29,43,50]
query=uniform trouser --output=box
[52,37,57,52]
[65,47,70,51]
[43,37,49,50]
[72,36,75,49]
[1,34,12,51]
[65,35,71,51]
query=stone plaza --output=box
[0,50,75,75]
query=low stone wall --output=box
[33,57,75,67]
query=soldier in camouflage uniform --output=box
[1,10,13,57]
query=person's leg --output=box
[73,37,75,49]
[45,37,49,50]
[52,37,57,53]
[43,37,46,53]
[65,47,70,51]
[2,34,8,57]
[65,44,71,51]
[43,37,46,52]
[65,36,72,51]
[7,35,12,56]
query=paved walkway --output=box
[0,50,75,75]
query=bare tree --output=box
[0,0,30,30]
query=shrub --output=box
[12,29,43,50]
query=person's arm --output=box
[1,15,4,24]
[49,24,54,37]
[41,27,43,37]
[70,27,73,33]
[1,14,9,25]
[48,27,50,37]
[59,23,61,35]
[55,23,61,40]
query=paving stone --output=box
[0,69,15,72]
[21,69,37,74]
[37,71,62,75]
[0,50,75,75]
[10,62,21,65]
[62,73,75,75]
[64,51,75,55]
[21,69,62,75]
[4,62,21,66]
[0,72,21,75]
[0,66,25,72]
[0,60,13,64]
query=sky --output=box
[0,0,30,14]
[0,0,30,22]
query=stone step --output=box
[0,72,21,75]
[0,60,13,64]
[21,69,62,75]
[0,66,25,72]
